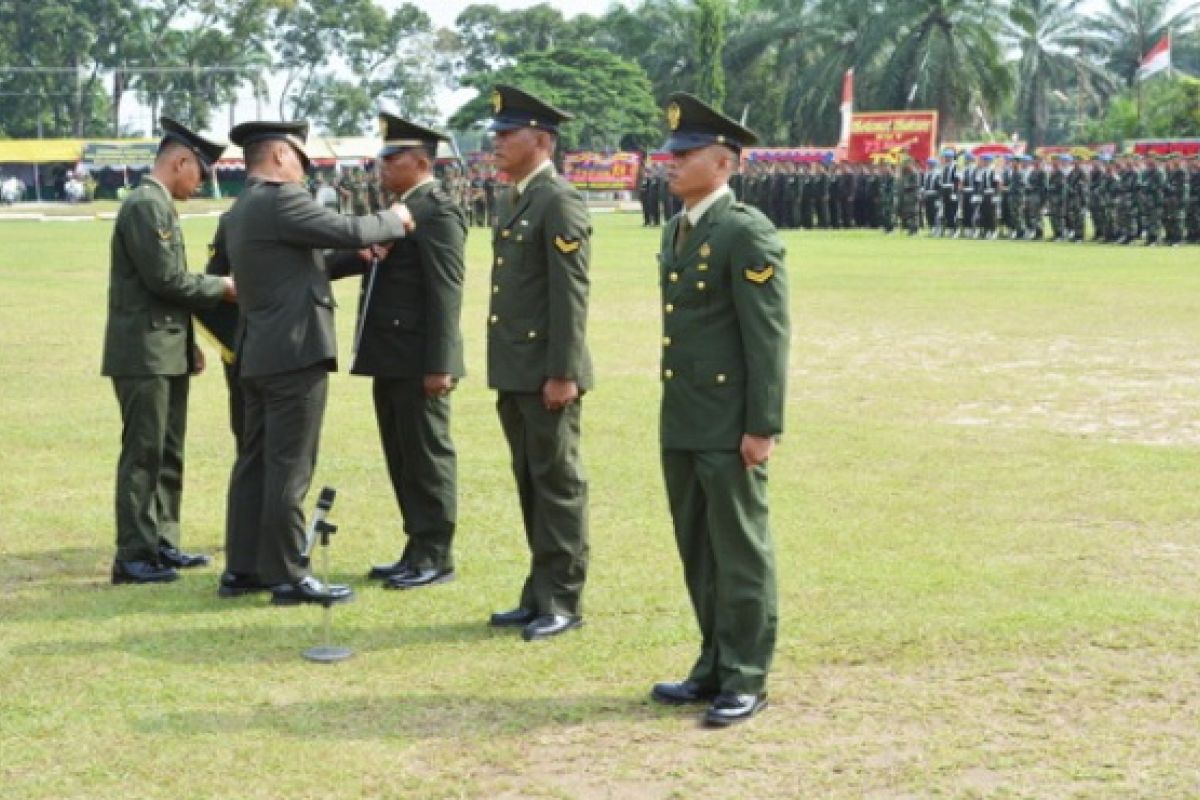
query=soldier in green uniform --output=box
[1046,155,1066,240]
[484,85,593,642]
[1100,156,1121,243]
[102,118,236,585]
[1024,155,1046,240]
[1116,155,1139,244]
[1141,155,1166,246]
[1064,155,1087,242]
[1164,153,1189,246]
[898,156,921,235]
[327,114,468,590]
[1086,157,1106,242]
[1005,155,1027,240]
[217,121,413,604]
[878,161,897,233]
[1187,155,1200,244]
[649,93,789,728]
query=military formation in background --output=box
[683,150,1200,246]
[316,163,505,231]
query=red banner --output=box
[562,151,641,190]
[847,111,939,164]
[1129,139,1200,157]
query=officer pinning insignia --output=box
[487,84,574,134]
[229,119,312,170]
[554,235,582,254]
[744,265,775,284]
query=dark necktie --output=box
[674,216,693,256]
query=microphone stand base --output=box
[303,645,354,663]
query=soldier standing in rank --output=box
[484,85,593,641]
[1100,156,1121,243]
[976,154,999,239]
[1116,155,1138,245]
[322,115,469,590]
[1142,155,1166,246]
[1164,153,1189,246]
[102,118,237,585]
[1087,157,1107,242]
[640,163,658,226]
[937,149,959,236]
[898,156,921,235]
[1188,156,1200,243]
[921,157,940,234]
[1070,155,1089,242]
[217,121,414,604]
[958,152,977,238]
[1008,155,1028,240]
[651,92,789,728]
[998,156,1016,238]
[1024,155,1047,240]
[1046,155,1066,241]
[878,162,897,233]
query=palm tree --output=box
[1088,0,1199,86]
[1002,0,1117,146]
[878,0,1012,140]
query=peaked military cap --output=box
[378,113,448,158]
[230,120,312,170]
[159,117,225,179]
[662,92,758,154]
[488,85,573,134]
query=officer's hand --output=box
[388,202,416,233]
[424,373,454,398]
[740,434,775,468]
[192,344,206,376]
[221,276,237,303]
[542,378,579,411]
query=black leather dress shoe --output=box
[650,680,718,706]
[521,614,583,641]
[703,692,768,727]
[217,570,270,598]
[111,559,178,585]
[158,544,211,569]
[489,607,537,628]
[367,558,411,581]
[270,575,354,606]
[384,567,455,590]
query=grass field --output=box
[1,210,1199,799]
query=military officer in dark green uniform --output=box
[217,121,414,604]
[102,118,236,585]
[484,85,593,642]
[329,114,468,590]
[650,93,789,728]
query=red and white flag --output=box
[1138,33,1171,79]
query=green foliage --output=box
[1078,75,1200,141]
[694,0,728,107]
[448,47,661,151]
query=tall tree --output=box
[448,47,661,151]
[695,0,729,107]
[1002,0,1116,147]
[876,0,1012,139]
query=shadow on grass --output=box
[1,545,125,583]
[10,619,508,664]
[135,690,651,740]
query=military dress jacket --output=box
[327,181,468,379]
[659,192,790,452]
[487,167,593,393]
[102,177,227,377]
[217,177,408,378]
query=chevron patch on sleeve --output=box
[744,265,775,284]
